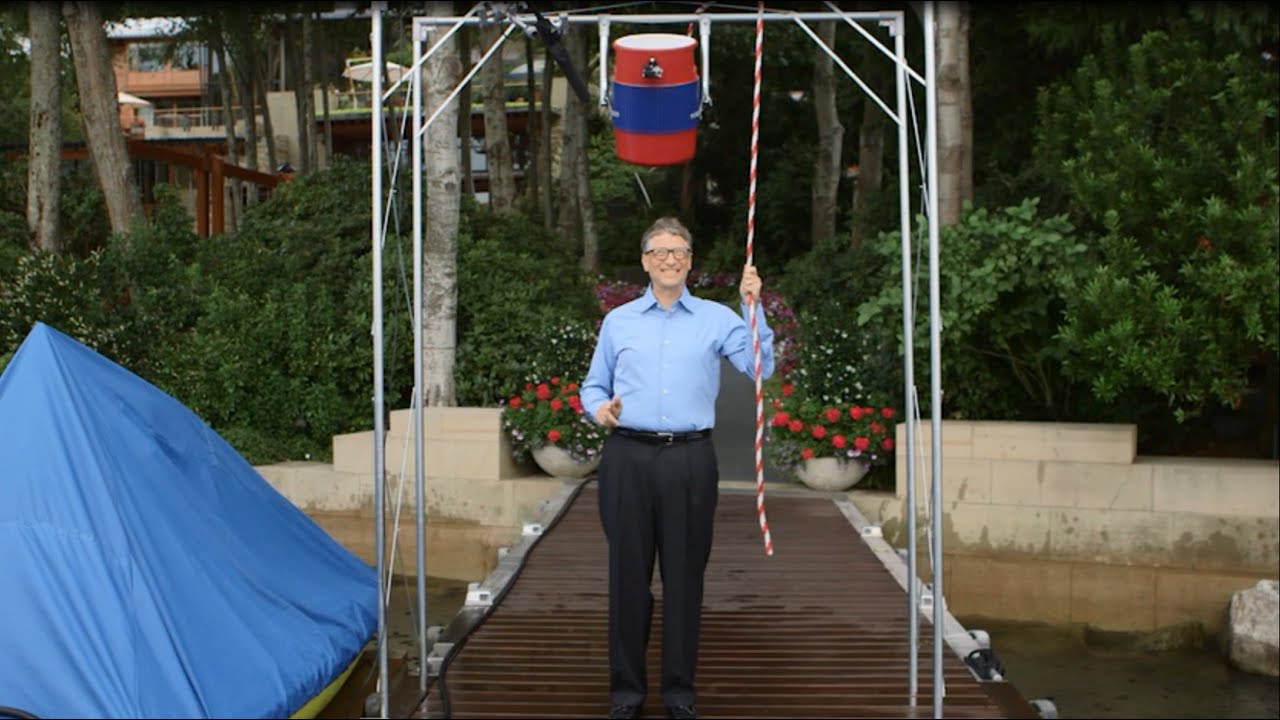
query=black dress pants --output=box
[596,431,719,708]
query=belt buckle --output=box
[656,432,675,445]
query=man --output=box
[581,217,775,720]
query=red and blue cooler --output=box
[610,33,700,166]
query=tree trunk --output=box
[232,46,259,172]
[811,20,843,245]
[213,36,242,227]
[255,49,277,172]
[458,24,474,197]
[63,1,142,236]
[523,35,539,208]
[423,4,462,407]
[300,11,316,173]
[27,0,62,252]
[317,13,332,170]
[935,0,972,226]
[852,55,886,248]
[555,26,585,247]
[480,24,516,213]
[539,45,553,229]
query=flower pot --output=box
[532,444,600,479]
[794,456,869,492]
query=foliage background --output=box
[0,4,1276,465]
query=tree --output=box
[27,0,61,252]
[423,3,462,406]
[480,24,516,213]
[62,0,142,236]
[552,24,597,271]
[934,1,973,225]
[810,20,842,245]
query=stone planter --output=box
[794,456,869,492]
[532,445,600,479]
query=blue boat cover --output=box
[0,323,378,719]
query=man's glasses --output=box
[644,247,691,261]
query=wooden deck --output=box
[326,480,1038,719]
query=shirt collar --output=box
[641,285,697,314]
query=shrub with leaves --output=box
[1035,29,1280,421]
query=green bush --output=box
[1035,29,1280,421]
[854,199,1090,421]
[455,206,600,406]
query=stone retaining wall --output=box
[851,420,1279,633]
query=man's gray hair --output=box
[640,216,693,252]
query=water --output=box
[384,575,470,661]
[960,617,1280,719]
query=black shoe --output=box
[667,705,697,720]
[609,704,641,719]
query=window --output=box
[127,41,202,72]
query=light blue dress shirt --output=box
[581,285,775,433]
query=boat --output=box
[0,323,378,718]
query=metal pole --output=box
[411,15,428,697]
[369,3,389,717]
[923,2,945,716]
[892,13,919,702]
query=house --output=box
[97,13,564,231]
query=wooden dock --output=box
[325,480,1038,719]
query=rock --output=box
[1225,579,1279,677]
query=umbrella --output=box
[342,60,407,84]
[117,91,151,106]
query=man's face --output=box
[641,231,692,293]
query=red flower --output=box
[869,421,883,434]
[567,395,582,412]
[880,407,894,419]
[771,411,791,427]
[823,407,841,423]
[800,447,814,460]
[849,406,864,420]
[508,397,521,408]
[831,434,847,449]
[811,425,827,440]
[551,376,560,385]
[524,383,533,391]
[788,419,804,433]
[535,383,551,400]
[546,429,561,443]
[882,437,894,451]
[854,436,870,450]
[1196,236,1213,251]
[782,384,793,396]
[566,382,578,391]
[549,398,563,411]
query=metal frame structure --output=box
[367,2,946,716]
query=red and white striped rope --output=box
[745,2,771,556]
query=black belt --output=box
[613,427,712,445]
